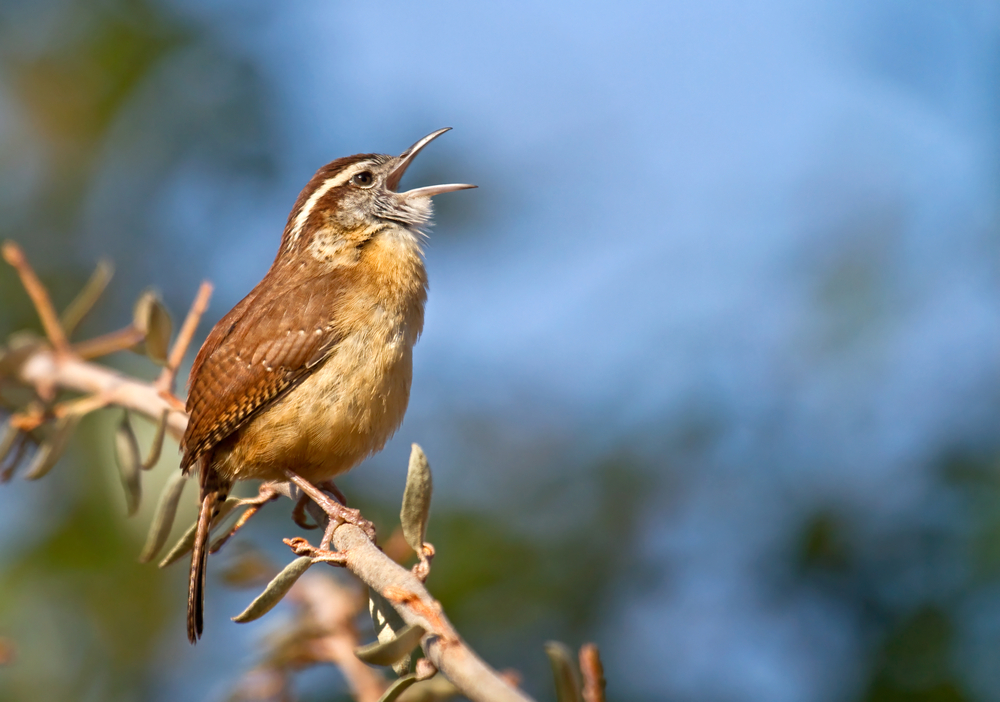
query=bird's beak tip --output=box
[386,128,462,192]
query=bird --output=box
[179,128,474,643]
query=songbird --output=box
[179,128,474,643]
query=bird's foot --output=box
[290,480,349,530]
[283,469,377,542]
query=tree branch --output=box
[2,314,536,702]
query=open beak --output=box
[386,127,477,198]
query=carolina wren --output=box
[180,128,474,643]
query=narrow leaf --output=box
[545,641,582,702]
[401,674,460,699]
[139,470,188,563]
[133,290,172,365]
[114,412,142,516]
[141,409,169,470]
[158,497,240,568]
[355,623,426,666]
[400,444,432,556]
[0,434,27,483]
[231,556,313,623]
[377,674,417,702]
[61,259,113,336]
[23,415,80,480]
[0,420,20,466]
[0,420,24,482]
[369,590,408,642]
[369,589,414,675]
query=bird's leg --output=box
[283,469,377,541]
[319,480,348,505]
[208,481,282,554]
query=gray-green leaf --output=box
[114,412,142,516]
[23,415,80,480]
[133,290,172,365]
[545,641,582,702]
[141,409,169,470]
[400,444,432,557]
[139,470,189,563]
[355,623,426,666]
[231,556,313,623]
[157,497,240,568]
[377,674,418,702]
[0,420,20,465]
[369,589,414,675]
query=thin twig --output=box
[72,326,145,359]
[155,280,212,397]
[9,345,187,440]
[579,644,606,702]
[53,392,115,418]
[61,259,113,336]
[2,241,70,354]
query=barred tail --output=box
[187,461,229,644]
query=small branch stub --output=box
[579,643,607,702]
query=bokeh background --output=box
[1,1,999,701]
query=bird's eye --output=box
[351,171,375,187]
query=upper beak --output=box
[386,127,477,198]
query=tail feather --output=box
[187,488,216,643]
[187,461,230,644]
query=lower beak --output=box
[386,128,476,198]
[401,182,477,199]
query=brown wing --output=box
[181,271,344,471]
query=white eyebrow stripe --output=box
[287,166,363,246]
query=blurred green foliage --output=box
[788,448,1000,702]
